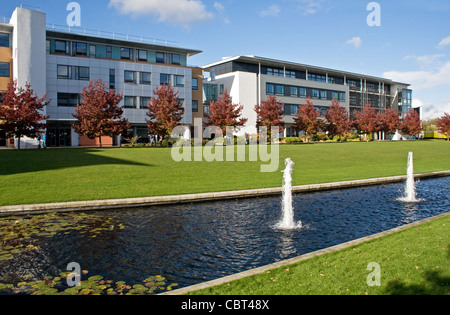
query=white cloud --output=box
[214,2,225,12]
[345,37,362,49]
[296,0,322,15]
[405,54,445,70]
[259,5,281,17]
[415,98,450,120]
[384,61,450,90]
[108,0,213,28]
[437,36,450,49]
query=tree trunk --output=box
[17,137,21,150]
[99,136,102,148]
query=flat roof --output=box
[202,55,410,86]
[46,29,203,58]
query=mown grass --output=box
[0,140,449,206]
[189,214,450,295]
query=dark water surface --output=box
[1,177,449,293]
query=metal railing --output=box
[46,23,180,47]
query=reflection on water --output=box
[0,177,449,293]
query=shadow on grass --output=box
[0,148,153,176]
[383,245,450,295]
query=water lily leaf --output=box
[88,275,103,282]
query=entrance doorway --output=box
[47,128,72,147]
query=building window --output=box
[299,88,307,98]
[160,73,171,85]
[0,62,10,77]
[285,70,296,78]
[140,97,150,109]
[312,89,319,99]
[0,33,9,47]
[308,73,327,83]
[121,48,134,60]
[290,86,298,97]
[140,72,151,85]
[57,93,81,107]
[106,46,112,59]
[320,90,327,99]
[124,96,137,109]
[156,52,165,63]
[137,49,148,62]
[172,54,180,65]
[55,40,70,54]
[72,42,88,56]
[124,71,137,84]
[267,67,284,77]
[192,78,198,90]
[219,84,224,94]
[89,45,96,58]
[339,92,346,101]
[57,65,72,79]
[74,66,90,80]
[266,83,275,95]
[175,75,184,87]
[276,85,284,95]
[192,100,199,113]
[109,69,116,90]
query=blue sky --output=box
[2,0,450,119]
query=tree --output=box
[379,108,401,136]
[205,89,248,134]
[254,95,284,137]
[73,79,130,148]
[293,97,322,143]
[353,103,380,142]
[0,81,49,150]
[147,83,184,141]
[401,109,422,138]
[324,99,350,141]
[437,113,450,140]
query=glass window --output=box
[312,89,319,99]
[124,96,137,108]
[339,92,346,101]
[220,84,224,94]
[0,62,10,77]
[72,42,87,56]
[276,85,284,95]
[192,78,198,90]
[285,70,296,78]
[172,54,180,65]
[55,40,69,54]
[106,46,112,59]
[57,93,80,107]
[57,65,71,79]
[299,87,307,98]
[192,100,198,112]
[140,72,151,85]
[0,33,9,47]
[109,69,116,90]
[124,71,137,84]
[175,75,184,87]
[266,83,275,95]
[140,97,150,109]
[121,48,133,60]
[156,52,165,63]
[89,45,96,58]
[290,86,298,97]
[75,66,89,80]
[137,50,148,61]
[320,90,327,99]
[160,73,171,85]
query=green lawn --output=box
[188,214,450,295]
[0,140,449,207]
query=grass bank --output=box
[188,214,450,295]
[0,140,449,207]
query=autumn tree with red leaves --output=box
[254,95,285,136]
[353,103,380,141]
[205,89,248,134]
[379,108,401,136]
[293,97,322,143]
[0,80,49,150]
[324,99,350,141]
[401,109,422,137]
[437,113,450,140]
[147,83,184,141]
[73,79,130,148]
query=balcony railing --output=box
[46,24,180,48]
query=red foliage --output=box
[205,90,248,134]
[254,95,285,133]
[73,79,130,147]
[353,103,380,140]
[0,80,49,149]
[324,99,350,140]
[437,113,450,139]
[293,97,322,143]
[401,109,422,136]
[379,108,401,134]
[147,84,184,139]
